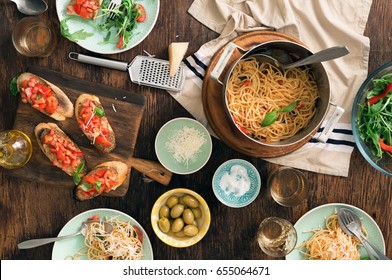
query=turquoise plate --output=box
[56,0,160,54]
[286,203,386,260]
[52,208,153,260]
[212,159,261,208]
[155,118,212,175]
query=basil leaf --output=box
[279,102,297,113]
[73,162,85,185]
[261,111,278,127]
[94,107,105,118]
[80,183,92,192]
[76,161,85,174]
[95,181,102,191]
[73,173,81,185]
[9,75,20,96]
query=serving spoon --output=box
[337,208,389,260]
[10,0,48,16]
[252,45,349,72]
[17,220,113,249]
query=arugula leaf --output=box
[261,102,297,127]
[9,74,21,96]
[60,17,94,42]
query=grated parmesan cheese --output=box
[165,126,206,168]
[219,165,250,197]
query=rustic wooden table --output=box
[1,0,391,260]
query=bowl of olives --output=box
[151,188,211,248]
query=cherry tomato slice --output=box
[136,4,146,22]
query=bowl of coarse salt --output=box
[155,118,213,175]
[212,159,261,208]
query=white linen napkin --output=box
[169,0,373,177]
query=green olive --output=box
[192,220,198,227]
[158,217,170,233]
[171,218,184,233]
[178,196,185,205]
[183,194,199,208]
[182,209,195,225]
[166,196,179,208]
[159,205,170,218]
[191,207,202,219]
[184,225,199,236]
[170,204,185,218]
[175,230,186,237]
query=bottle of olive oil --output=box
[0,130,32,169]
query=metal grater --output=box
[128,56,185,92]
[68,52,185,92]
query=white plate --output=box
[52,208,153,260]
[56,0,160,54]
[286,203,385,260]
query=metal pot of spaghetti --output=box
[210,40,345,147]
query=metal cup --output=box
[268,167,308,207]
[12,17,57,57]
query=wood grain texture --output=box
[5,66,146,197]
[1,0,392,261]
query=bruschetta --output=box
[66,0,103,20]
[17,73,73,121]
[74,161,128,201]
[75,93,116,153]
[35,123,87,177]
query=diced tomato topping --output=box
[71,0,98,19]
[78,99,112,148]
[78,168,118,198]
[43,129,84,174]
[87,214,100,221]
[19,77,59,115]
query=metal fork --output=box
[340,211,376,260]
[107,0,121,19]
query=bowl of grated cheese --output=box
[155,118,213,175]
[212,159,261,208]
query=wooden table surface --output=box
[1,0,391,260]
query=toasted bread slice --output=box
[35,123,87,177]
[66,0,103,20]
[74,161,128,201]
[17,73,73,121]
[75,93,116,153]
[168,42,189,77]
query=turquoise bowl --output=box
[155,118,212,175]
[212,159,261,208]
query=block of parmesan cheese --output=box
[168,42,189,77]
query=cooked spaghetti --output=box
[226,57,319,142]
[297,214,365,260]
[71,217,143,260]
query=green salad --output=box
[357,73,392,158]
[60,0,146,49]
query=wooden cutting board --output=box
[5,66,170,197]
[202,30,314,158]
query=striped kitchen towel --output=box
[168,0,373,177]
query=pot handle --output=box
[210,42,244,85]
[315,105,345,143]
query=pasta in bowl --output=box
[213,39,337,148]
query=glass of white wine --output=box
[257,217,297,257]
[0,130,32,169]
